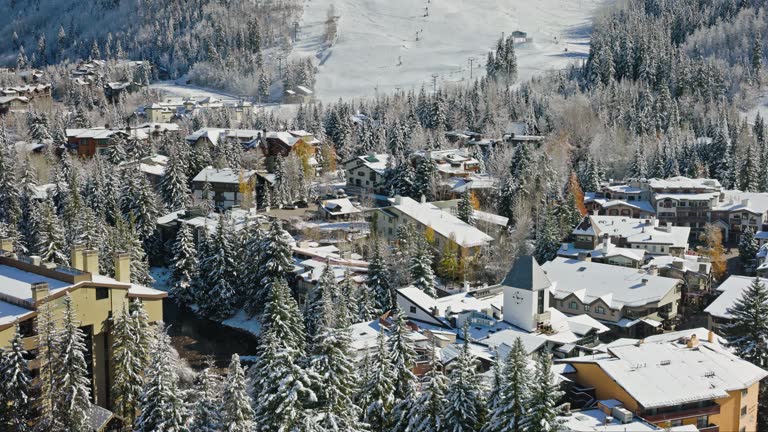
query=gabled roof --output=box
[500,256,551,291]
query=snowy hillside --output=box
[293,0,607,101]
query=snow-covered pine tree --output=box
[190,363,223,432]
[388,307,417,401]
[122,168,160,245]
[407,340,448,432]
[388,307,419,432]
[33,297,60,432]
[412,158,437,201]
[356,280,378,322]
[725,277,768,368]
[368,238,394,313]
[359,330,396,431]
[53,294,92,431]
[305,264,337,341]
[485,351,504,416]
[739,228,759,265]
[410,236,437,297]
[221,354,255,431]
[170,224,198,306]
[520,352,563,432]
[0,124,21,226]
[197,213,238,319]
[249,219,293,314]
[457,188,475,225]
[534,206,560,264]
[308,298,364,431]
[0,325,33,431]
[483,337,531,432]
[740,142,760,192]
[112,305,146,427]
[251,328,318,431]
[629,143,648,178]
[135,328,189,432]
[36,198,69,265]
[442,327,487,432]
[160,148,191,211]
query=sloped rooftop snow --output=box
[192,166,257,184]
[704,275,765,320]
[542,258,679,309]
[648,176,722,191]
[0,264,70,303]
[583,336,767,409]
[583,216,690,249]
[391,196,493,248]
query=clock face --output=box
[512,292,525,304]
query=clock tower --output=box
[502,256,552,331]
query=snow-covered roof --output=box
[558,242,645,263]
[320,198,361,215]
[139,154,169,177]
[713,191,768,215]
[349,319,384,353]
[192,166,257,184]
[704,275,766,320]
[562,329,768,409]
[648,176,722,191]
[559,408,660,432]
[388,196,493,248]
[350,153,390,174]
[472,210,508,227]
[0,300,34,327]
[447,175,497,193]
[643,255,711,275]
[542,258,680,309]
[577,216,690,249]
[0,264,71,303]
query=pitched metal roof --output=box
[500,256,551,291]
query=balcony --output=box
[643,403,720,423]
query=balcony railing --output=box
[643,403,720,423]
[698,425,719,432]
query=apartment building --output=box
[573,215,691,258]
[191,167,259,210]
[557,329,767,432]
[0,240,166,411]
[542,257,682,338]
[343,153,390,196]
[373,195,493,256]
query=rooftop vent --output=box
[577,267,587,272]
[659,360,671,366]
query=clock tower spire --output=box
[502,256,552,331]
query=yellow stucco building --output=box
[0,240,166,413]
[557,329,767,432]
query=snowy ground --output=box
[292,0,607,101]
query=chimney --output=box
[71,245,85,271]
[742,199,751,208]
[641,278,649,284]
[31,282,49,303]
[602,233,610,253]
[687,334,699,349]
[648,265,659,276]
[0,237,13,253]
[83,249,99,275]
[577,252,592,262]
[394,195,403,205]
[420,194,427,204]
[30,255,42,266]
[114,253,131,283]
[708,330,715,343]
[463,281,470,292]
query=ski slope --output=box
[293,0,607,101]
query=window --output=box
[537,290,545,314]
[569,302,578,310]
[696,416,708,429]
[670,420,682,427]
[584,305,590,312]
[96,287,109,300]
[742,388,749,397]
[741,406,748,416]
[409,306,416,314]
[596,306,606,314]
